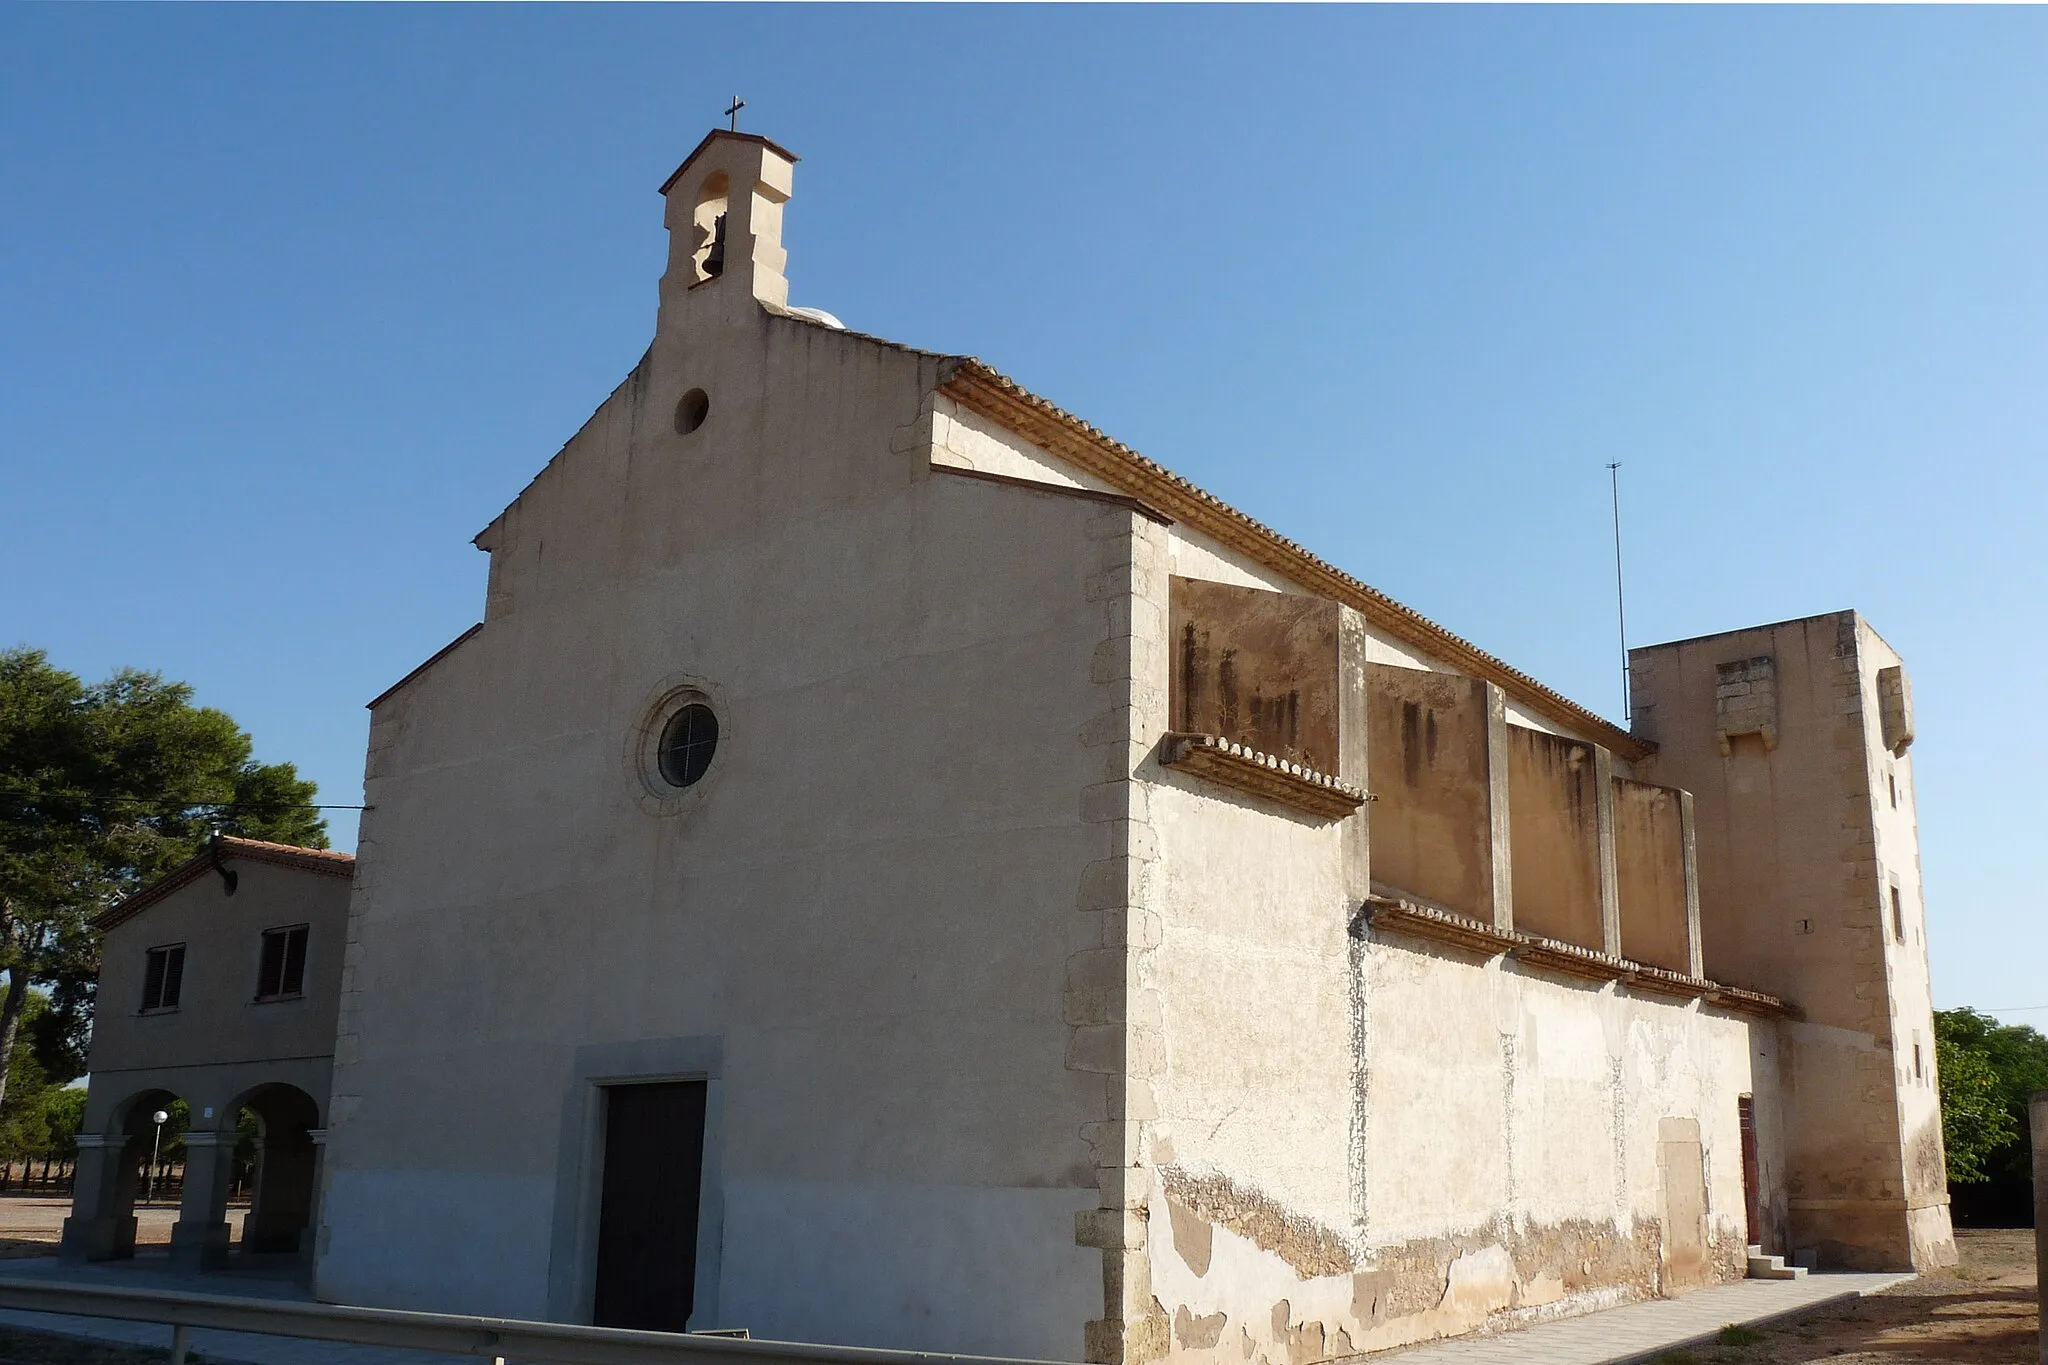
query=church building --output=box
[314,130,1954,1364]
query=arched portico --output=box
[166,1080,323,1271]
[232,1082,323,1255]
[62,1078,327,1271]
[59,1087,183,1263]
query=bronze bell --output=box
[704,212,727,278]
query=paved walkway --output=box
[1376,1271,1912,1365]
[0,1255,1912,1365]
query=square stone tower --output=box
[1628,611,1955,1271]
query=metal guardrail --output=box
[0,1280,1064,1365]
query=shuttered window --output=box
[142,945,185,1012]
[255,924,309,1000]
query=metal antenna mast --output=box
[1607,462,1630,724]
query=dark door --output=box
[592,1081,708,1331]
[1737,1096,1761,1247]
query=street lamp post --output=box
[145,1109,169,1205]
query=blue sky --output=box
[3,6,2043,1023]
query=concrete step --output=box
[1746,1251,1808,1280]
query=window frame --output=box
[253,923,311,1002]
[656,703,719,790]
[141,943,186,1014]
[628,676,730,818]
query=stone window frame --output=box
[626,674,730,818]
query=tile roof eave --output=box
[94,838,356,934]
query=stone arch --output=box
[227,1081,322,1255]
[61,1085,188,1262]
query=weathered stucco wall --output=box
[319,231,1111,1352]
[1363,665,1504,925]
[1169,577,1341,774]
[1630,611,1955,1271]
[1612,781,1693,976]
[1506,729,1607,953]
[1145,921,1779,1363]
[1134,549,1779,1364]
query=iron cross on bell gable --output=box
[725,97,746,132]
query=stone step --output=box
[1746,1252,1808,1280]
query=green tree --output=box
[0,995,53,1164]
[0,648,327,1115]
[1936,1028,2018,1182]
[1934,1007,2048,1187]
[38,1085,85,1161]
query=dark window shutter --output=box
[258,931,286,998]
[143,950,167,1011]
[160,945,184,1009]
[281,927,308,996]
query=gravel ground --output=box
[1651,1228,2040,1365]
[0,1198,246,1260]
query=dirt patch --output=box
[1652,1229,2039,1365]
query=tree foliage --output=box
[0,992,89,1163]
[1935,1007,2048,1187]
[0,647,327,1114]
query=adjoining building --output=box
[307,129,1953,1363]
[63,836,353,1271]
[1628,614,1948,1272]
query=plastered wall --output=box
[1363,666,1503,924]
[1506,729,1608,953]
[1612,781,1694,975]
[1145,918,1779,1364]
[321,274,1110,1354]
[1134,569,1777,1363]
[1168,577,1341,773]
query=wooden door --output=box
[592,1081,708,1331]
[1738,1096,1761,1248]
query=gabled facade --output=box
[65,837,353,1269]
[316,131,1951,1364]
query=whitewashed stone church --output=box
[312,130,1954,1362]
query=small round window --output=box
[675,389,710,435]
[657,703,719,788]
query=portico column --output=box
[59,1133,137,1263]
[301,1128,327,1265]
[244,1125,319,1255]
[168,1130,235,1272]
